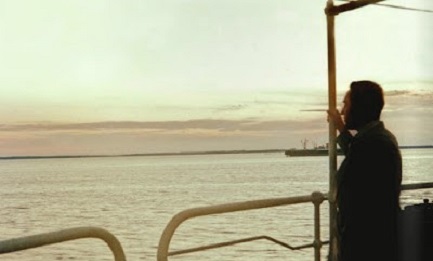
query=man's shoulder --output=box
[359,122,397,143]
[353,126,399,152]
[376,126,399,146]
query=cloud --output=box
[214,104,248,112]
[379,89,433,146]
[0,118,326,133]
[384,90,411,97]
[0,118,331,156]
[1,88,432,157]
[384,90,433,110]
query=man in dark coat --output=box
[328,80,402,261]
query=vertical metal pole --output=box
[325,1,338,261]
[314,201,321,261]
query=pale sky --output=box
[1,0,432,156]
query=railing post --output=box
[312,191,325,261]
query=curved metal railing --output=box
[0,226,126,261]
[157,182,433,261]
[157,191,328,261]
[401,182,433,191]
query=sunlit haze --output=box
[1,0,432,156]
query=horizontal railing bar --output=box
[401,182,433,191]
[174,194,316,219]
[169,235,329,256]
[0,227,126,261]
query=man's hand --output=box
[327,109,345,133]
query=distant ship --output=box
[285,148,344,157]
[285,138,343,157]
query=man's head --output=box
[342,80,384,130]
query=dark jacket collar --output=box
[354,121,384,140]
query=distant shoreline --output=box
[1,145,432,160]
[0,149,287,160]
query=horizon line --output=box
[1,145,432,160]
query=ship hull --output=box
[285,149,343,157]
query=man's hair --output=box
[349,80,384,125]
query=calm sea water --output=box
[1,149,432,260]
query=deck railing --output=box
[157,191,328,261]
[0,226,126,261]
[0,182,431,261]
[157,182,433,261]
